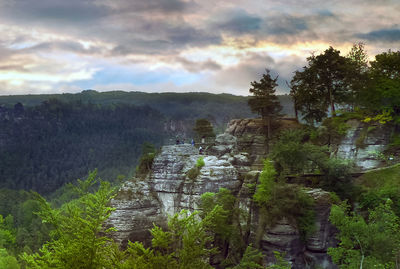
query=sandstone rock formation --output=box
[107,118,337,268]
[335,119,393,170]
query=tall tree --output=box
[361,50,400,116]
[346,43,370,110]
[248,69,282,139]
[290,47,351,123]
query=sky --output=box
[0,0,399,96]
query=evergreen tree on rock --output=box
[248,69,282,139]
[193,118,215,140]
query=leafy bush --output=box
[271,129,328,176]
[136,142,157,177]
[328,201,400,268]
[254,159,315,242]
[318,157,355,200]
[186,167,200,181]
[196,157,205,168]
[253,159,276,206]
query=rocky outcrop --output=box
[335,119,393,170]
[151,144,241,216]
[107,180,163,247]
[107,118,336,268]
[226,118,300,167]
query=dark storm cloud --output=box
[119,0,196,13]
[177,57,221,72]
[264,16,309,36]
[213,9,262,34]
[357,28,400,42]
[109,23,222,56]
[22,41,102,55]
[0,0,220,56]
[0,0,111,25]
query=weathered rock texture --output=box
[335,119,393,170]
[107,118,336,268]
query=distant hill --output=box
[0,90,294,122]
[0,91,294,194]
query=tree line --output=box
[248,44,400,126]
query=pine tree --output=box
[248,69,282,139]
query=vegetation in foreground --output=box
[0,45,399,267]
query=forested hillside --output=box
[0,91,294,131]
[0,92,294,195]
[0,99,166,194]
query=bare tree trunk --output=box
[329,87,336,116]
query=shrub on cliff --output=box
[136,142,157,177]
[271,129,328,176]
[254,159,316,242]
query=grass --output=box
[356,163,400,189]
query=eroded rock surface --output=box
[107,118,337,268]
[336,119,392,170]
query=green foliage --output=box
[0,100,165,194]
[290,47,352,123]
[248,69,282,120]
[253,159,277,206]
[229,245,263,269]
[186,157,206,181]
[357,164,400,216]
[22,170,117,269]
[121,210,215,269]
[328,201,400,268]
[136,142,157,177]
[360,50,400,118]
[0,189,51,256]
[271,129,328,176]
[357,163,400,190]
[186,167,200,181]
[321,116,350,143]
[193,118,215,139]
[268,251,291,269]
[254,160,315,241]
[196,157,205,168]
[272,127,355,200]
[0,248,20,269]
[0,215,16,250]
[318,157,355,200]
[199,188,247,267]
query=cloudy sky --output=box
[0,0,399,96]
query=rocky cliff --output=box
[335,119,394,170]
[107,118,337,268]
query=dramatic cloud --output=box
[212,9,262,34]
[357,28,400,42]
[0,0,399,95]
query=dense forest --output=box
[0,92,284,195]
[0,100,165,194]
[0,46,399,268]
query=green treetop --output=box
[290,47,351,123]
[193,118,215,139]
[248,69,282,139]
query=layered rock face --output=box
[335,119,393,170]
[107,118,336,268]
